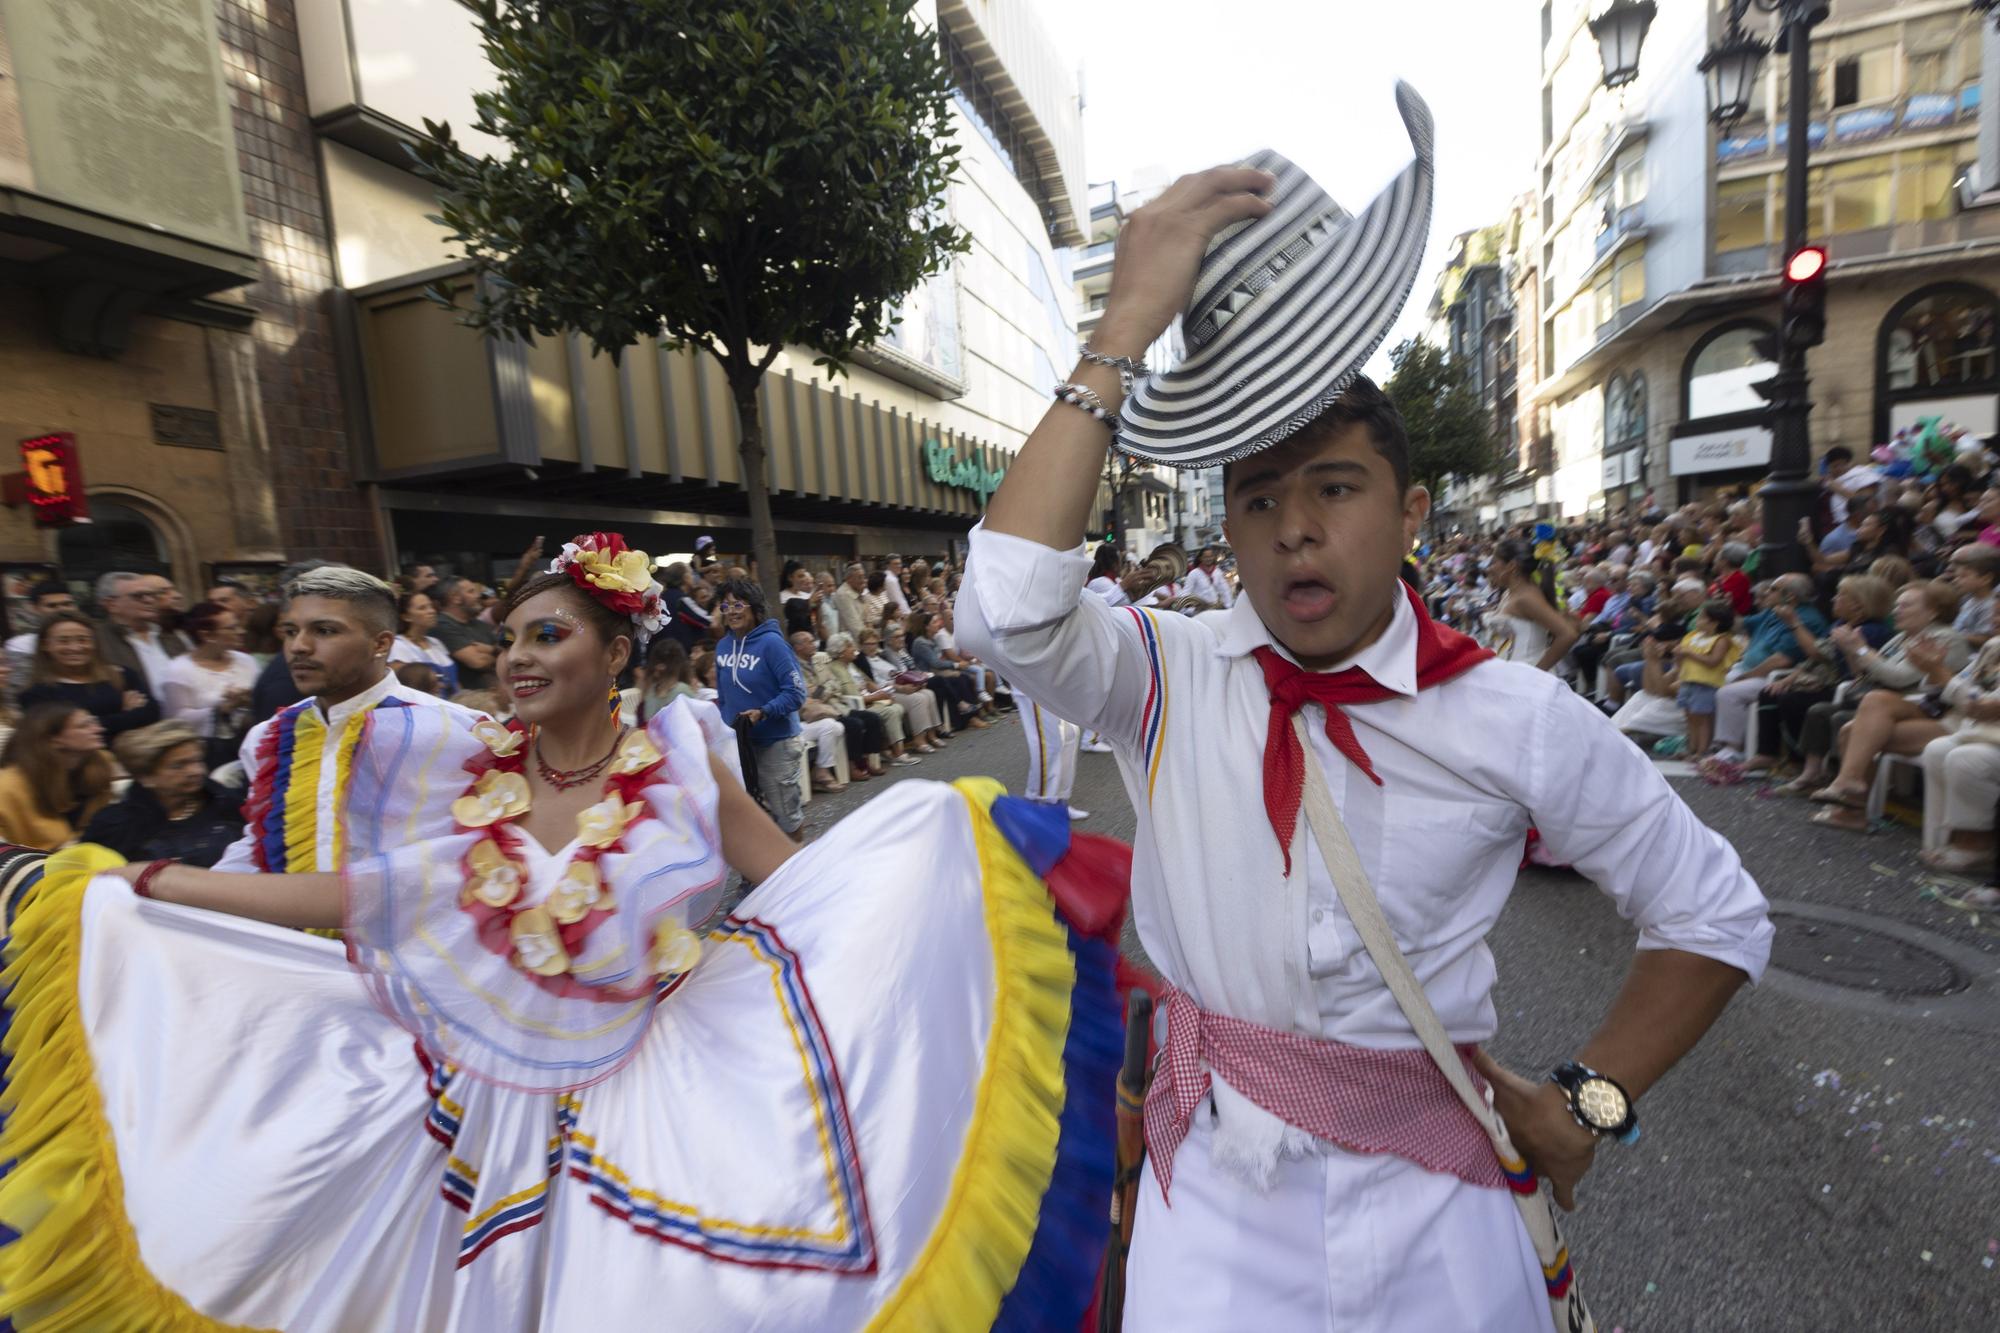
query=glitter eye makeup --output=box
[529,619,575,646]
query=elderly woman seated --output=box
[82,720,246,868]
[1780,579,1969,806]
[817,632,925,764]
[1732,574,1894,779]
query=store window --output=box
[1607,372,1648,447]
[1881,284,1999,393]
[1684,322,1777,422]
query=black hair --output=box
[1824,446,1854,466]
[27,580,67,604]
[1223,374,1411,493]
[1494,538,1558,606]
[716,577,768,627]
[1090,544,1121,580]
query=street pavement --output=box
[757,712,2000,1332]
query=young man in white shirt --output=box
[958,92,1769,1330]
[214,568,475,875]
[1183,545,1235,611]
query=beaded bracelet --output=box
[133,858,177,900]
[1053,383,1118,431]
[1079,345,1148,399]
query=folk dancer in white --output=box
[959,86,1771,1332]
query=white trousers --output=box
[1713,675,1767,751]
[800,716,844,769]
[1020,694,1080,804]
[1920,730,2000,851]
[896,686,944,737]
[1124,1114,1549,1332]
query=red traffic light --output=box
[1785,246,1827,284]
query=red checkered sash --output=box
[1141,986,1507,1200]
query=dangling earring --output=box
[608,682,622,719]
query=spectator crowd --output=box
[1419,441,2000,906]
[0,532,1240,863]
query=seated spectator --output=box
[1929,463,1981,540]
[1610,622,1689,744]
[793,629,902,781]
[0,702,113,850]
[634,637,701,724]
[389,590,460,694]
[855,629,948,747]
[824,630,930,755]
[904,611,988,724]
[394,662,443,697]
[81,720,246,868]
[1919,722,2000,873]
[1806,588,1984,829]
[932,602,1009,710]
[1712,574,1827,758]
[1947,544,2000,647]
[689,646,719,703]
[21,611,160,739]
[1709,543,1753,615]
[1802,505,1911,576]
[156,600,259,769]
[1866,554,1916,590]
[1735,574,1894,778]
[1569,566,1647,695]
[1776,579,1967,800]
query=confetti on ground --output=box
[1644,1282,1658,1295]
[1814,1069,1842,1090]
[1870,863,1901,877]
[1922,1251,1934,1263]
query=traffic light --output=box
[1781,244,1827,351]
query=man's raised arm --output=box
[981,166,1275,548]
[955,170,1275,744]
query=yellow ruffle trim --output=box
[867,778,1075,1332]
[0,845,268,1332]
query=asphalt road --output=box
[773,714,2000,1332]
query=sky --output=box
[1023,0,1546,372]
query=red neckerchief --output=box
[1252,582,1492,874]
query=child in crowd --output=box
[1677,600,1742,755]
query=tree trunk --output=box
[729,370,785,609]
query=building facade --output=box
[296,0,1092,581]
[1515,0,2000,523]
[0,0,368,604]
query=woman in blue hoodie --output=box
[713,578,810,839]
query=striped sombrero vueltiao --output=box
[1115,82,1435,470]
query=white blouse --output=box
[156,651,260,738]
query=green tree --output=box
[415,0,968,600]
[1383,336,1501,499]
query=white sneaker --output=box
[1080,740,1113,754]
[978,691,993,703]
[1067,807,1090,821]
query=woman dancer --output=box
[0,533,1121,1331]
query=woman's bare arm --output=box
[710,751,799,884]
[113,863,344,929]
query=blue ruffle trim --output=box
[989,796,1120,1332]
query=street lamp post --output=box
[1590,0,1828,574]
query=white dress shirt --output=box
[214,672,477,874]
[958,523,1773,1327]
[960,523,1770,1046]
[157,651,260,738]
[125,624,175,695]
[1183,564,1235,610]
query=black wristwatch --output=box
[1548,1061,1639,1144]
